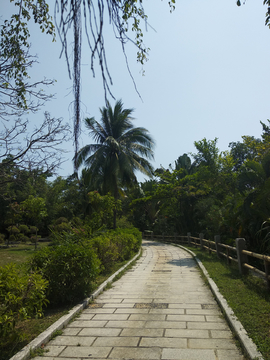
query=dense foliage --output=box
[28,227,141,306]
[28,240,100,306]
[1,225,141,349]
[129,121,270,254]
[2,120,270,255]
[0,263,48,348]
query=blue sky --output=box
[2,0,270,182]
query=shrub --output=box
[90,234,119,273]
[9,234,16,242]
[29,226,38,234]
[54,217,69,225]
[49,218,73,240]
[18,224,29,234]
[111,229,141,260]
[28,240,101,306]
[17,233,29,243]
[7,226,20,235]
[7,226,20,241]
[53,222,72,234]
[90,227,142,271]
[30,235,40,243]
[71,217,84,228]
[117,216,134,229]
[115,227,142,252]
[0,263,48,347]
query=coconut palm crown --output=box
[75,100,155,200]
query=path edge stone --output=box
[177,244,264,360]
[9,251,141,360]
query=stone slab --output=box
[139,337,187,348]
[129,314,166,321]
[109,346,162,359]
[68,320,107,328]
[61,328,81,336]
[187,322,228,330]
[166,314,205,322]
[186,309,221,315]
[43,345,65,357]
[84,308,116,314]
[76,314,95,320]
[120,328,164,337]
[93,336,139,347]
[103,303,135,308]
[216,349,245,360]
[188,338,238,349]
[49,335,96,346]
[144,320,187,329]
[92,314,129,321]
[148,308,185,314]
[162,348,216,360]
[60,346,112,358]
[210,330,233,339]
[165,329,210,338]
[78,328,121,337]
[115,308,150,314]
[106,320,146,328]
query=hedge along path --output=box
[16,240,260,360]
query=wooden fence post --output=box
[151,232,153,240]
[199,233,204,251]
[187,232,191,246]
[214,235,221,258]
[236,238,249,275]
[264,260,270,290]
[174,233,177,243]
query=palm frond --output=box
[77,99,155,197]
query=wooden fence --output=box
[142,231,270,290]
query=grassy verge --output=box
[1,243,141,360]
[0,242,51,267]
[184,246,270,360]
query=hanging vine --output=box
[54,0,157,166]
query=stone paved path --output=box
[37,241,245,360]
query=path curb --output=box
[177,244,264,360]
[9,251,141,360]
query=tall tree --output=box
[193,138,219,172]
[75,100,155,228]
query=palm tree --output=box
[75,100,155,228]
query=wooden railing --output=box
[142,231,270,290]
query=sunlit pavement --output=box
[37,240,245,360]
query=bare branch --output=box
[0,112,72,187]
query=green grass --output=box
[184,246,270,360]
[0,242,51,267]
